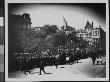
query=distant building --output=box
[62,16,75,35]
[76,29,86,40]
[17,13,32,30]
[8,13,32,53]
[85,21,93,47]
[9,13,32,30]
[76,21,93,44]
[76,21,106,52]
[92,26,106,51]
[34,27,41,31]
[9,13,32,36]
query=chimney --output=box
[99,25,101,28]
[92,22,93,28]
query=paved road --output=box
[8,57,106,81]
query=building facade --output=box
[8,13,32,53]
[76,29,86,40]
[62,17,75,35]
[76,21,106,52]
[92,27,106,51]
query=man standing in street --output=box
[39,58,46,75]
[91,51,96,66]
[66,56,70,65]
[55,54,59,69]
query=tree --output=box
[78,37,88,49]
[52,31,67,47]
[41,24,59,36]
[67,31,78,43]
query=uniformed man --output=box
[39,58,46,75]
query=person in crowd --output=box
[66,56,70,65]
[96,56,99,65]
[55,55,59,69]
[23,55,31,75]
[15,56,20,72]
[99,56,103,65]
[55,58,58,69]
[39,58,46,75]
[97,56,103,65]
[74,51,79,63]
[72,51,76,63]
[91,52,96,66]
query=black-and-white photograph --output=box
[5,0,109,81]
[0,0,4,81]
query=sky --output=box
[8,3,106,31]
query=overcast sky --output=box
[9,3,106,31]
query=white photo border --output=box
[5,0,109,81]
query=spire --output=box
[63,16,68,29]
[86,20,90,26]
[99,25,101,28]
[92,22,93,28]
[63,16,67,24]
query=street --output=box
[8,57,106,81]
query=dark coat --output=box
[39,59,45,70]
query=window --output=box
[95,31,97,35]
[98,31,100,34]
[92,31,94,34]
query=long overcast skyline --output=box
[9,3,106,31]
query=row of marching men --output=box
[10,49,88,74]
[12,52,59,74]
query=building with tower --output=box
[76,21,106,52]
[9,13,32,30]
[92,26,106,51]
[61,16,75,35]
[8,13,32,53]
[76,29,86,40]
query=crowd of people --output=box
[8,48,105,75]
[89,50,104,66]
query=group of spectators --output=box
[89,50,105,66]
[8,48,105,75]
